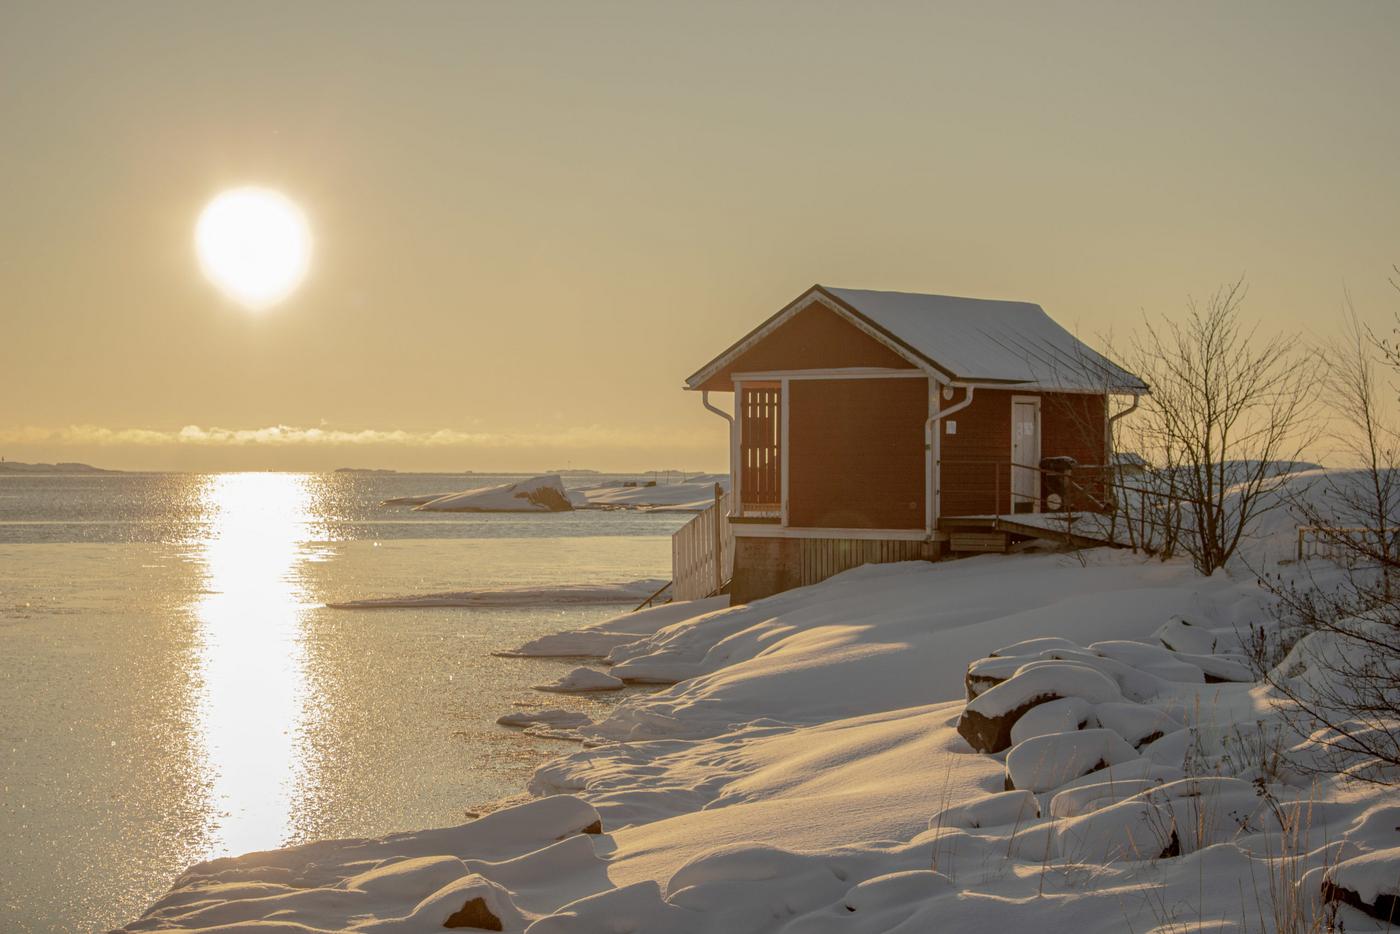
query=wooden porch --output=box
[938,512,1125,554]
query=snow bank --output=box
[415,475,574,512]
[119,795,604,932]
[327,579,666,609]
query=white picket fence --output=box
[672,488,734,601]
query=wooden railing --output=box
[672,485,734,602]
[943,459,1112,518]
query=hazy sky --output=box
[3,1,1398,472]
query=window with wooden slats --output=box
[739,384,782,514]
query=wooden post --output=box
[713,482,724,594]
[1140,487,1146,549]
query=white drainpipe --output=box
[1108,392,1140,427]
[925,385,977,539]
[1106,392,1141,467]
[701,390,736,509]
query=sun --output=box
[195,187,311,310]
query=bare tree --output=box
[1258,282,1400,783]
[1130,279,1316,575]
[1291,298,1400,577]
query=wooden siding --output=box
[798,537,936,584]
[940,388,1106,517]
[694,304,914,392]
[739,384,782,511]
[731,533,940,602]
[788,376,927,529]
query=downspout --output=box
[701,389,733,426]
[701,390,736,510]
[925,385,977,539]
[1106,392,1140,467]
[1108,392,1140,427]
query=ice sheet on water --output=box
[326,579,667,609]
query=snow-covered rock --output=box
[1323,847,1400,923]
[1048,778,1160,818]
[534,667,624,693]
[1153,616,1217,655]
[1009,696,1093,746]
[1004,728,1140,793]
[841,870,954,913]
[930,790,1039,830]
[958,663,1122,753]
[1092,701,1180,748]
[415,474,574,512]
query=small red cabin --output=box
[685,284,1147,603]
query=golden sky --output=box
[3,1,1398,472]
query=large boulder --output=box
[957,664,1122,753]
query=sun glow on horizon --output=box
[195,187,312,311]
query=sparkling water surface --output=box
[0,472,687,932]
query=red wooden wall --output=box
[787,377,928,530]
[694,304,914,392]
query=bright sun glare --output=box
[195,187,312,311]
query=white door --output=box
[1010,399,1040,514]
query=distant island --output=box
[0,461,117,474]
[333,467,399,474]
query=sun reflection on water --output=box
[190,473,324,856]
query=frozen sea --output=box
[0,471,688,933]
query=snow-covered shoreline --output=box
[384,474,729,514]
[119,509,1400,931]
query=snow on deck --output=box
[951,510,1128,545]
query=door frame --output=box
[1009,395,1042,514]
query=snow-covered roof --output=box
[686,285,1147,393]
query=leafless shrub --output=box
[1129,279,1317,575]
